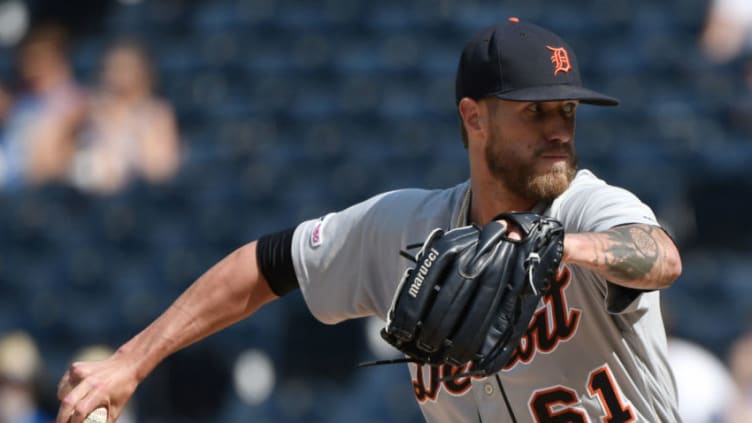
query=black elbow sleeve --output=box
[256,227,299,297]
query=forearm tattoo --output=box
[583,225,670,284]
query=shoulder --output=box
[294,182,469,248]
[142,98,176,121]
[563,169,610,191]
[380,183,466,208]
[557,169,641,204]
[352,182,468,227]
[549,169,656,232]
[48,82,87,114]
[58,82,87,107]
[152,98,175,115]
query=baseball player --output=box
[56,19,682,423]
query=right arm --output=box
[139,101,181,183]
[57,241,278,423]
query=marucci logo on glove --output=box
[409,248,439,298]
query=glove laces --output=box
[398,242,425,263]
[524,252,541,295]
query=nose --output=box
[543,114,575,145]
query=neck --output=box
[468,166,536,226]
[108,87,149,105]
[468,180,536,225]
[35,69,69,93]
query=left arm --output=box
[562,223,682,290]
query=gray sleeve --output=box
[556,182,659,234]
[555,178,661,314]
[289,186,462,324]
[290,191,421,324]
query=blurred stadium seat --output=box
[2,0,749,421]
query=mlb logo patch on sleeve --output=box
[310,213,334,248]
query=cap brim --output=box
[494,85,619,106]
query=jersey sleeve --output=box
[290,189,441,324]
[290,186,465,324]
[554,172,662,314]
[556,177,659,234]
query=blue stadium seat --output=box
[284,82,342,121]
[3,3,751,421]
[273,3,338,31]
[364,3,434,33]
[190,0,241,32]
[331,36,386,75]
[100,2,152,35]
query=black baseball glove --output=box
[379,212,564,378]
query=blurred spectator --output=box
[666,337,738,423]
[71,39,180,195]
[0,331,48,423]
[727,330,752,423]
[700,0,752,63]
[0,24,86,190]
[0,85,12,122]
[0,84,12,185]
[71,345,137,423]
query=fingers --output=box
[72,394,110,423]
[495,219,523,240]
[59,383,112,423]
[57,371,71,400]
[55,354,136,423]
[57,364,87,402]
[58,382,91,423]
[56,362,98,423]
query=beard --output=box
[484,134,577,204]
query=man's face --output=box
[19,41,62,91]
[483,98,578,203]
[102,46,151,95]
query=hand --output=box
[496,218,523,241]
[57,351,140,423]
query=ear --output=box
[458,98,484,140]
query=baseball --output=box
[83,407,107,423]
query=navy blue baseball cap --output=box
[455,17,619,106]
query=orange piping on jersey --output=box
[528,385,588,422]
[504,266,581,370]
[586,364,637,423]
[412,362,487,402]
[412,364,441,403]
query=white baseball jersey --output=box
[290,169,679,422]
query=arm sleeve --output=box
[558,183,659,234]
[288,187,461,324]
[290,193,408,324]
[557,178,661,314]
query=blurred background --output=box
[0,0,750,422]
